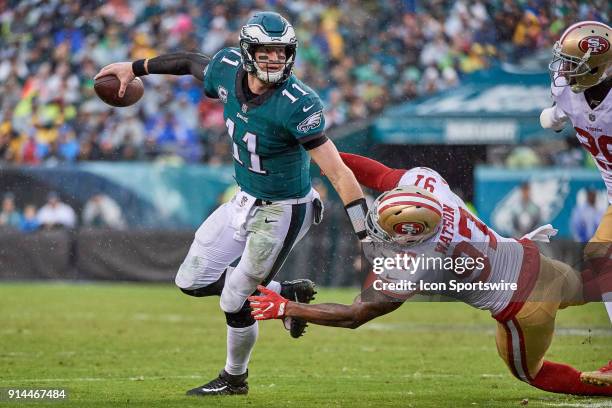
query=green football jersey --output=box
[202,47,327,201]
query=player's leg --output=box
[495,308,611,395]
[174,201,245,296]
[579,206,612,385]
[579,206,612,386]
[174,200,253,396]
[187,202,315,396]
[495,256,611,395]
[219,202,314,374]
[584,205,612,322]
[275,203,318,338]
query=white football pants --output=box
[175,188,316,313]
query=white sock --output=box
[224,323,258,376]
[602,292,612,325]
[266,280,281,294]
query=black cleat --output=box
[186,370,248,396]
[280,279,317,338]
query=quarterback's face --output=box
[254,46,287,72]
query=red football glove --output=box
[248,285,288,320]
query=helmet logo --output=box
[393,222,425,236]
[578,36,610,55]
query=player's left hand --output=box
[249,285,288,320]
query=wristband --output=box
[132,59,148,77]
[345,198,368,239]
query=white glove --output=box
[540,107,567,132]
[521,224,558,243]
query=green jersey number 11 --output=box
[225,118,267,175]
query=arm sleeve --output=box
[147,52,210,81]
[200,48,243,99]
[339,152,406,192]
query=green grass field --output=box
[1,283,610,407]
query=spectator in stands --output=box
[82,193,126,229]
[0,1,607,166]
[512,11,543,59]
[570,188,605,242]
[506,146,542,169]
[509,182,542,237]
[37,192,77,229]
[0,192,22,229]
[20,204,40,233]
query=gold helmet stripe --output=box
[379,201,442,218]
[378,192,443,217]
[560,21,611,43]
[381,192,442,207]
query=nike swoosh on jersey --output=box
[302,104,314,112]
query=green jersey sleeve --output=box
[203,47,242,99]
[202,52,220,98]
[285,95,327,150]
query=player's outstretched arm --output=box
[94,52,210,97]
[339,152,406,192]
[249,286,401,329]
[309,140,369,239]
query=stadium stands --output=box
[0,0,607,166]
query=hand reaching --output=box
[248,285,289,320]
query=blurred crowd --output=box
[0,0,608,166]
[0,190,125,232]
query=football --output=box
[94,75,144,107]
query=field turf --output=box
[1,283,610,407]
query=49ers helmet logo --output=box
[393,222,425,235]
[578,36,610,55]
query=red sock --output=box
[531,360,612,396]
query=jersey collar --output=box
[235,66,283,109]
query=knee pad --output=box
[225,302,255,328]
[178,271,226,297]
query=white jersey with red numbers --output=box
[368,167,539,316]
[550,83,612,204]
